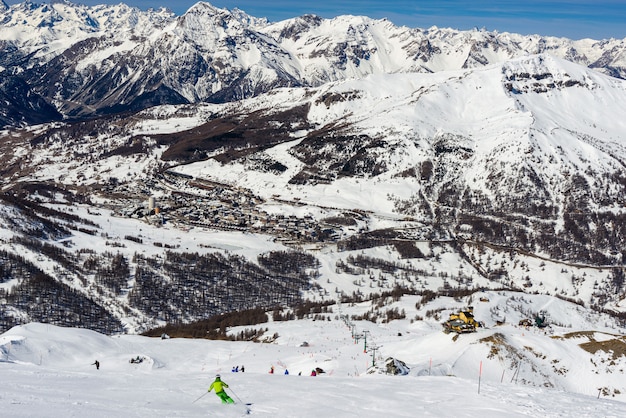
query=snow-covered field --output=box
[3,293,626,418]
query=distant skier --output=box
[269,365,274,374]
[208,374,234,404]
[240,365,245,372]
[92,360,100,370]
[284,369,289,375]
[310,369,317,376]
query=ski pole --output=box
[192,392,208,404]
[228,388,244,404]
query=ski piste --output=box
[231,401,252,415]
[236,399,252,414]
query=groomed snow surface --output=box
[2,316,626,417]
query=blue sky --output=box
[5,1,626,40]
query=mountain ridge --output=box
[1,1,626,126]
[1,52,625,336]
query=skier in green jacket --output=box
[208,374,234,404]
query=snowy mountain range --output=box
[1,2,626,409]
[1,1,626,126]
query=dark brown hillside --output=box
[158,104,313,163]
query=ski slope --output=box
[2,310,626,417]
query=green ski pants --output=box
[216,391,234,404]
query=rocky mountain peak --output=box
[1,1,625,126]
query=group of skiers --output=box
[92,357,321,406]
[268,365,323,375]
[206,364,324,405]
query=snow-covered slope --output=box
[2,290,626,417]
[160,55,626,267]
[0,52,625,335]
